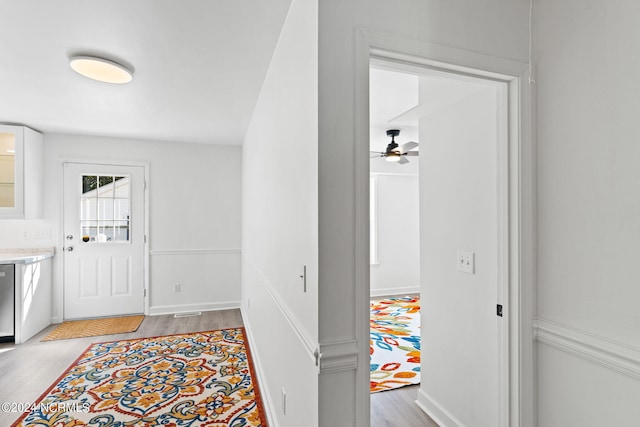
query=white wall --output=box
[241,0,319,425]
[316,1,528,425]
[42,133,242,321]
[419,86,500,426]
[535,1,640,425]
[0,219,55,249]
[369,173,420,297]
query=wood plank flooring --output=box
[0,309,438,426]
[371,385,438,427]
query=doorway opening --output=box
[365,56,518,427]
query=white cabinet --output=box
[0,124,43,219]
[15,258,52,344]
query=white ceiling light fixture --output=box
[69,55,133,84]
[385,152,401,162]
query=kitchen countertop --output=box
[0,247,55,264]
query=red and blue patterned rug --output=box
[12,328,268,426]
[370,296,421,393]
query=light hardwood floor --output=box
[371,385,438,427]
[0,309,437,426]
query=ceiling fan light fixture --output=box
[69,55,133,84]
[385,153,401,162]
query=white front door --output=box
[63,162,145,319]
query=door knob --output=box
[66,235,73,240]
[65,246,74,252]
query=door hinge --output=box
[144,235,147,243]
[144,289,147,297]
[497,304,503,317]
[144,181,147,190]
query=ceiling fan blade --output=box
[405,151,419,157]
[370,151,384,158]
[400,141,418,153]
[398,156,410,164]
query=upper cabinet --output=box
[0,125,43,219]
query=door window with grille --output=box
[80,175,130,243]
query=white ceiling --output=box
[369,66,489,152]
[0,0,292,145]
[369,67,490,172]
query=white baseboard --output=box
[148,301,240,316]
[416,388,465,427]
[50,316,61,325]
[240,303,277,427]
[370,285,420,298]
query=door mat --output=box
[41,315,145,341]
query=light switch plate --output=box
[457,251,475,274]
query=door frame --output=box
[57,160,150,320]
[354,30,535,427]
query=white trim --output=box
[148,301,240,316]
[354,26,373,427]
[370,171,419,177]
[363,28,527,82]
[355,28,534,427]
[496,68,510,427]
[369,174,379,265]
[143,164,150,316]
[416,389,466,427]
[369,285,420,298]
[317,340,359,374]
[249,261,317,363]
[243,268,357,375]
[240,303,277,426]
[149,248,241,256]
[534,318,640,381]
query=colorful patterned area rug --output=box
[370,296,421,393]
[13,328,268,427]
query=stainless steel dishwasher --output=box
[0,264,14,342]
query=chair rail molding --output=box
[247,261,317,363]
[534,318,640,380]
[317,340,359,374]
[149,248,241,256]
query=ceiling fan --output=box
[370,129,419,164]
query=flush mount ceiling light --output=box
[69,55,133,84]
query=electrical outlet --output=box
[456,251,475,274]
[173,283,182,292]
[281,388,286,415]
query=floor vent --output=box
[173,312,202,318]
